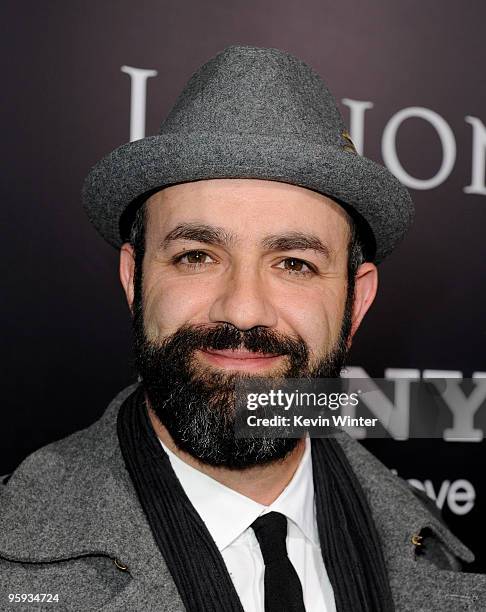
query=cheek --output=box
[276,283,348,355]
[142,271,213,339]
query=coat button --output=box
[411,534,423,547]
[114,558,129,571]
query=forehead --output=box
[144,179,351,246]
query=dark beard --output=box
[132,284,353,469]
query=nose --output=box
[208,264,278,330]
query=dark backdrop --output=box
[2,0,485,572]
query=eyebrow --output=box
[262,232,331,260]
[160,223,331,259]
[160,223,237,249]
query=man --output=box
[1,46,485,611]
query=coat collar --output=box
[1,384,484,609]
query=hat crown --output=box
[160,46,347,147]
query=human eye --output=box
[275,257,316,276]
[172,250,216,269]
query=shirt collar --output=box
[159,436,318,551]
[269,436,317,545]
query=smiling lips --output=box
[199,348,284,370]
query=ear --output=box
[119,242,136,314]
[347,262,378,347]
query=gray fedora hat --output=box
[83,45,413,263]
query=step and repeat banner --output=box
[2,1,485,571]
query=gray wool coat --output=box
[1,384,485,611]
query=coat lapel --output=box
[333,431,486,610]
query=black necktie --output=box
[251,511,306,612]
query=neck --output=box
[147,405,306,506]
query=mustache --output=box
[139,322,309,365]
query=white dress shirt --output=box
[159,437,336,612]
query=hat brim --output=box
[82,133,414,263]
